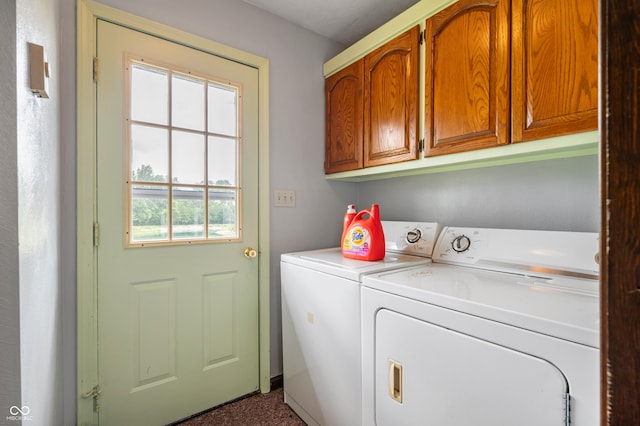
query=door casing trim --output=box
[76,1,270,423]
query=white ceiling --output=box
[242,0,421,46]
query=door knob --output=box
[244,247,258,259]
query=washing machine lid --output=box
[280,221,441,281]
[281,247,432,281]
[364,227,600,348]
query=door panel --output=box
[375,309,568,425]
[96,20,259,425]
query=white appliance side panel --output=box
[281,262,361,426]
[375,309,568,426]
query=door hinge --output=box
[419,30,425,45]
[418,138,424,153]
[93,57,99,81]
[82,384,101,413]
[564,392,571,426]
[93,222,100,247]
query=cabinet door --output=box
[325,60,364,173]
[364,26,419,167]
[425,0,510,157]
[512,0,598,142]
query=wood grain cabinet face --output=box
[424,0,511,157]
[325,60,364,173]
[512,0,599,142]
[364,25,420,167]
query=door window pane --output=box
[208,83,237,136]
[208,136,236,186]
[131,125,169,182]
[208,189,237,238]
[172,187,205,239]
[172,74,205,131]
[172,131,205,185]
[126,57,241,246]
[131,185,169,241]
[131,63,168,125]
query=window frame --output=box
[124,54,244,247]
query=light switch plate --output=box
[274,189,296,207]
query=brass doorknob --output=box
[244,247,258,259]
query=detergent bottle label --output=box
[343,226,371,257]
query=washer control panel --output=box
[382,221,442,258]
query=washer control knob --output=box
[452,235,471,253]
[406,229,422,244]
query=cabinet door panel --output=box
[512,0,598,142]
[325,60,364,173]
[364,26,419,167]
[425,0,510,156]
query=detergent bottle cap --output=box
[347,204,356,213]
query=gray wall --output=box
[0,1,22,422]
[358,155,599,232]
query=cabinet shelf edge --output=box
[325,131,599,182]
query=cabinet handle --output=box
[388,359,403,403]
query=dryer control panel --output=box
[432,226,600,278]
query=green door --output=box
[96,20,260,425]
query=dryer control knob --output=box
[406,229,422,244]
[452,235,471,253]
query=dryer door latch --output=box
[388,359,403,404]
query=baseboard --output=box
[270,374,283,390]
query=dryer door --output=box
[375,309,569,426]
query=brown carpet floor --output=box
[175,387,306,426]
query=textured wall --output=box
[16,0,63,423]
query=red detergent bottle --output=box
[341,204,386,261]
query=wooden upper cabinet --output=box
[512,0,598,142]
[424,0,511,157]
[325,60,364,173]
[364,25,420,167]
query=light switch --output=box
[28,43,49,98]
[274,189,296,207]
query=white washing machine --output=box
[281,221,441,426]
[362,227,600,426]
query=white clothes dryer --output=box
[281,221,441,426]
[362,227,600,426]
